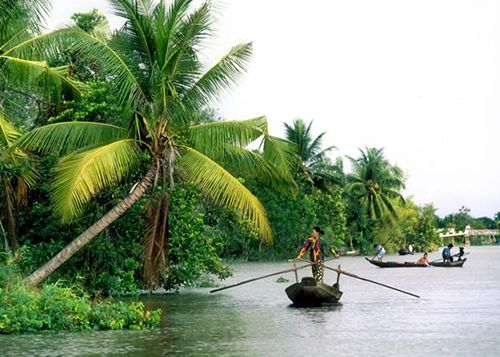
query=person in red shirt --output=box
[417,252,429,266]
[296,226,324,283]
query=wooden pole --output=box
[298,259,420,298]
[336,265,341,286]
[293,262,298,283]
[209,263,314,293]
[321,264,420,298]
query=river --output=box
[2,246,500,356]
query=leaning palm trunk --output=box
[27,167,156,286]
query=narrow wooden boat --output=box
[365,257,428,268]
[429,258,467,267]
[285,277,342,306]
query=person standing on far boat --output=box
[372,244,386,261]
[442,243,454,262]
[296,226,324,283]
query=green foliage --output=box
[474,217,497,229]
[437,206,474,230]
[435,206,497,232]
[0,264,161,334]
[165,184,232,290]
[409,204,441,252]
[47,81,124,125]
[71,9,106,33]
[216,181,347,260]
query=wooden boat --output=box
[365,257,428,268]
[398,249,414,256]
[429,258,467,267]
[285,277,342,306]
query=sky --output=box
[49,0,500,218]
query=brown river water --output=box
[2,246,500,356]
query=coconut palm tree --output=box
[19,0,293,287]
[284,118,340,187]
[347,147,405,220]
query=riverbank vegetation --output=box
[0,0,498,334]
[0,258,161,333]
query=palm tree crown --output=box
[347,147,405,220]
[19,0,293,287]
[284,118,340,187]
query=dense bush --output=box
[165,184,232,290]
[0,263,161,334]
[213,182,348,260]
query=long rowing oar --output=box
[299,259,420,298]
[209,262,314,293]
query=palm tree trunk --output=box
[26,167,157,286]
[0,220,10,254]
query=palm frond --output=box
[182,42,253,111]
[51,139,141,221]
[188,116,267,151]
[0,112,21,146]
[261,135,295,180]
[17,121,127,155]
[0,56,86,96]
[0,0,50,32]
[110,0,154,66]
[179,146,272,242]
[56,27,148,107]
[158,0,192,62]
[307,145,337,167]
[380,194,398,218]
[206,144,294,189]
[165,1,212,77]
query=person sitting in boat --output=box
[442,243,454,263]
[408,244,414,254]
[417,252,429,266]
[296,226,324,283]
[372,244,386,261]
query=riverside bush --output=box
[0,264,161,334]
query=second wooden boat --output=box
[429,258,467,267]
[285,277,343,306]
[365,257,428,268]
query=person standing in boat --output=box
[442,243,454,262]
[372,244,386,261]
[296,226,324,283]
[458,246,465,261]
